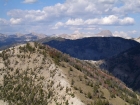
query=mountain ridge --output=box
[41,36,140,60]
[0,42,139,105]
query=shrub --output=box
[87,92,92,99]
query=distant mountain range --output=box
[0,30,138,50]
[0,33,46,50]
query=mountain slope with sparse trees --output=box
[0,42,139,105]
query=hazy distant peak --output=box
[24,32,47,39]
[96,30,113,37]
[15,33,24,37]
[0,33,7,37]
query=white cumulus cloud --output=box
[120,17,135,25]
[98,0,117,4]
[85,15,134,25]
[113,31,131,39]
[23,0,37,4]
[7,0,136,26]
[112,0,140,15]
[66,19,84,25]
[53,22,64,29]
[10,18,22,25]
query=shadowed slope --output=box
[42,37,140,60]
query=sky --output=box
[0,0,140,38]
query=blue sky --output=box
[0,0,140,38]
